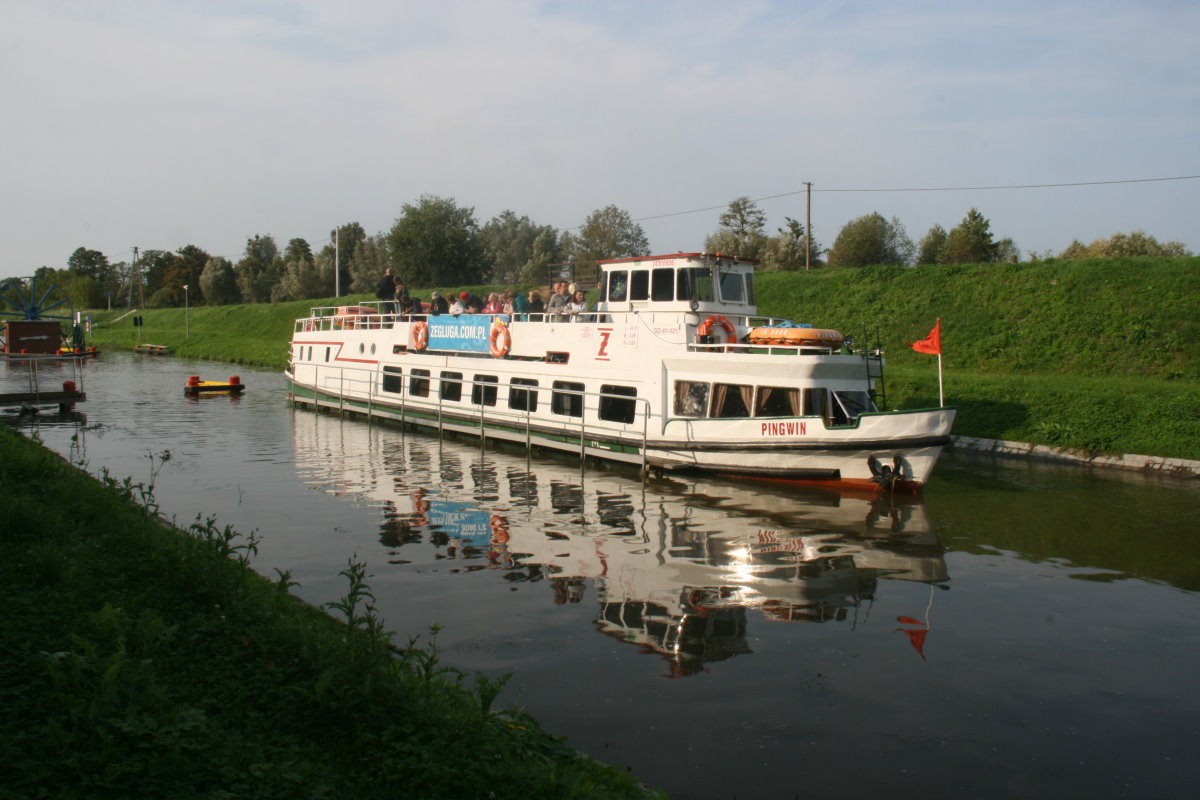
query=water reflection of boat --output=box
[292,416,948,676]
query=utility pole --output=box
[804,182,813,270]
[129,246,139,307]
[334,228,340,297]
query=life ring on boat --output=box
[410,321,428,351]
[302,319,314,332]
[696,315,737,350]
[747,326,844,348]
[489,320,511,358]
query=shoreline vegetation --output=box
[83,256,1200,462]
[0,425,662,799]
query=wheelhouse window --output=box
[608,270,628,302]
[803,388,826,418]
[673,381,709,417]
[551,381,585,417]
[440,371,464,402]
[472,375,498,406]
[677,268,715,303]
[755,386,799,417]
[509,378,539,412]
[410,369,431,397]
[382,366,403,394]
[629,270,649,301]
[717,270,746,303]
[651,268,674,301]
[598,385,637,424]
[711,383,753,418]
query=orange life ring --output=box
[302,319,314,332]
[696,314,737,349]
[489,320,511,358]
[410,321,428,351]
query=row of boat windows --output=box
[382,368,640,424]
[599,266,756,305]
[378,366,872,425]
[673,381,875,424]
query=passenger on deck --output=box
[483,292,503,314]
[566,289,589,321]
[449,295,465,315]
[546,281,569,320]
[526,290,544,321]
[428,291,449,316]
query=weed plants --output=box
[0,426,661,799]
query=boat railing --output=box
[294,362,656,471]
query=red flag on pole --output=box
[911,319,941,355]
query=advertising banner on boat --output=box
[427,501,494,545]
[426,316,508,353]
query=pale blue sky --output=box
[1,0,1196,277]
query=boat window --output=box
[382,366,403,394]
[711,383,753,418]
[651,269,674,301]
[677,267,715,302]
[717,270,745,303]
[551,380,585,417]
[472,375,498,406]
[410,369,431,397]
[608,270,628,302]
[833,390,874,422]
[755,386,799,416]
[802,388,826,418]
[630,270,649,301]
[509,378,539,412]
[745,273,756,306]
[673,381,709,417]
[598,385,638,424]
[440,371,464,402]
[324,347,330,362]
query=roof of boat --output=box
[595,252,761,266]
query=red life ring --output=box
[489,321,511,358]
[696,314,737,350]
[410,321,428,351]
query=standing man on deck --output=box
[376,267,398,318]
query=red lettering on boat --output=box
[760,421,808,437]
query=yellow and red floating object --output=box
[184,375,245,395]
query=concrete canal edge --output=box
[949,435,1200,479]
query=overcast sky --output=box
[1,0,1196,279]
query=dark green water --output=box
[9,354,1199,799]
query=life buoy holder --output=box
[696,314,737,351]
[489,320,511,358]
[410,321,428,351]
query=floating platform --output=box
[184,375,245,395]
[134,344,172,355]
[56,347,99,358]
[0,380,86,414]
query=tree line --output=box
[35,195,1194,310]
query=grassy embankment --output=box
[0,425,661,799]
[86,257,1200,460]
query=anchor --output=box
[868,454,905,491]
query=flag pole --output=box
[937,353,944,407]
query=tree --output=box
[939,208,997,264]
[760,217,822,271]
[573,205,650,270]
[1084,230,1192,258]
[916,224,947,266]
[704,197,768,259]
[315,222,367,296]
[235,235,281,303]
[199,257,239,305]
[480,211,563,285]
[827,213,914,268]
[1058,239,1089,260]
[273,240,324,302]
[347,234,390,294]
[66,247,108,281]
[387,195,488,287]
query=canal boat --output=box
[285,252,955,491]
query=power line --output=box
[630,174,1200,224]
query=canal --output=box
[7,353,1200,799]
